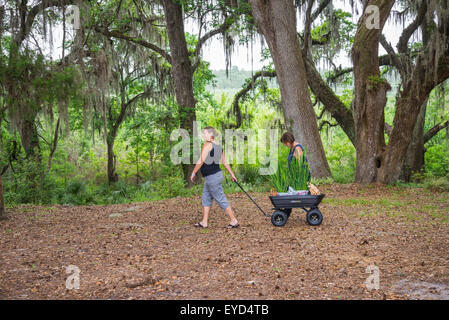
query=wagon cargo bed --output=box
[269,194,325,209]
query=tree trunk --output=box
[378,56,449,184]
[0,174,6,220]
[162,0,198,186]
[0,115,5,220]
[400,99,427,182]
[352,0,395,184]
[107,136,118,184]
[47,117,61,172]
[18,118,41,160]
[378,94,425,183]
[5,65,41,160]
[248,0,331,178]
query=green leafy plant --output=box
[287,147,310,191]
[267,146,310,192]
[268,160,289,192]
[423,174,449,192]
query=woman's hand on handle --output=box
[221,150,237,182]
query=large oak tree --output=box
[248,0,332,178]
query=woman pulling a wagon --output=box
[190,126,240,229]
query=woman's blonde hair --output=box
[203,126,219,138]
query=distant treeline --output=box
[208,66,278,90]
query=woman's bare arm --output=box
[221,150,237,181]
[190,142,212,182]
[293,146,303,161]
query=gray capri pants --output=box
[202,170,230,210]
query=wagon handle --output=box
[234,180,271,217]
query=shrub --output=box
[425,144,449,177]
[326,141,356,183]
[61,179,94,205]
[423,174,449,192]
[151,176,187,199]
[2,159,53,205]
[235,164,261,185]
[311,177,335,186]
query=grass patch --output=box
[175,220,191,227]
[428,211,449,224]
[323,198,375,206]
[323,197,409,208]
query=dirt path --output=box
[1,184,448,300]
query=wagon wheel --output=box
[271,210,288,227]
[306,208,323,226]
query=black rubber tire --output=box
[306,208,323,226]
[271,210,288,227]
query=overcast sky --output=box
[193,2,409,71]
[41,1,411,71]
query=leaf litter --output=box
[0,184,448,300]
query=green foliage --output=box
[235,164,261,185]
[423,174,449,192]
[367,75,389,90]
[151,176,189,199]
[309,9,356,62]
[2,47,83,123]
[425,144,449,177]
[287,148,310,191]
[325,134,356,183]
[3,158,56,205]
[267,160,289,193]
[61,179,94,205]
[267,146,310,192]
[2,45,448,210]
[310,177,335,186]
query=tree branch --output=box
[326,54,392,83]
[317,107,326,120]
[15,0,75,46]
[303,0,315,54]
[311,0,332,23]
[302,51,356,144]
[37,133,50,146]
[424,120,449,143]
[228,70,276,129]
[47,117,60,171]
[192,19,233,71]
[194,21,232,56]
[397,0,428,54]
[319,120,338,131]
[380,34,406,84]
[111,86,154,138]
[94,26,172,63]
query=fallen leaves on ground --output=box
[0,183,448,300]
